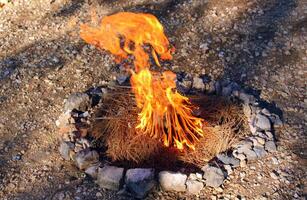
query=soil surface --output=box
[0,0,306,199]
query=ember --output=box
[80,12,204,150]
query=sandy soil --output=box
[0,0,306,199]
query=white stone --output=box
[159,171,187,192]
[186,180,204,195]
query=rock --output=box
[214,81,222,95]
[85,165,99,179]
[159,171,187,192]
[269,114,283,127]
[244,149,258,160]
[256,137,265,145]
[59,141,74,160]
[193,77,205,91]
[265,141,277,152]
[264,131,274,140]
[236,141,253,153]
[261,108,271,116]
[176,72,193,93]
[233,152,246,161]
[240,160,247,168]
[195,173,203,180]
[75,149,99,170]
[64,93,90,112]
[236,91,256,105]
[97,166,124,190]
[116,74,129,85]
[253,146,267,158]
[243,104,253,118]
[186,180,204,195]
[202,167,225,188]
[217,154,240,167]
[56,111,72,128]
[188,173,197,180]
[125,168,156,199]
[255,114,271,130]
[224,165,233,175]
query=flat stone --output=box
[159,171,187,192]
[85,165,99,179]
[265,141,277,152]
[202,167,225,188]
[75,149,99,170]
[255,114,271,130]
[64,92,90,112]
[125,168,156,199]
[59,141,74,160]
[217,154,240,167]
[97,166,124,190]
[186,180,204,195]
[244,149,258,160]
[253,146,267,158]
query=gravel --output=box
[0,0,305,199]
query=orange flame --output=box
[80,12,204,150]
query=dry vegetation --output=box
[89,87,248,168]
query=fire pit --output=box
[56,12,282,198]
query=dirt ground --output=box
[0,0,306,199]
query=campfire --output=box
[80,12,204,150]
[56,11,281,198]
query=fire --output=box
[80,12,204,150]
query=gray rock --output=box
[217,154,240,167]
[264,131,274,140]
[97,166,124,190]
[59,141,74,160]
[265,141,277,152]
[236,92,256,105]
[193,77,205,91]
[202,166,225,188]
[186,180,204,195]
[116,74,129,85]
[159,171,187,192]
[261,108,271,116]
[233,152,246,161]
[214,81,222,95]
[269,114,283,127]
[75,149,99,170]
[125,168,156,199]
[85,164,99,179]
[253,146,267,158]
[255,113,271,130]
[236,143,257,160]
[236,141,253,153]
[244,149,258,160]
[64,93,90,112]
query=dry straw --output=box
[90,87,248,167]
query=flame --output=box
[80,12,204,150]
